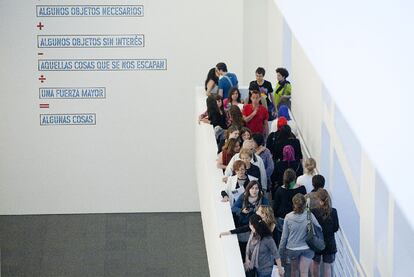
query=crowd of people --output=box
[199,62,340,277]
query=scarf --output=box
[245,232,261,270]
[275,80,290,95]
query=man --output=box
[216,62,238,99]
[249,67,275,119]
[242,90,269,136]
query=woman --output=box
[228,105,245,130]
[271,125,302,162]
[221,160,258,205]
[205,67,219,96]
[245,214,285,277]
[266,116,289,148]
[252,133,274,191]
[272,145,303,188]
[216,125,240,154]
[238,148,262,185]
[279,193,322,277]
[240,127,252,144]
[224,87,244,110]
[273,169,306,245]
[217,138,241,171]
[200,95,227,143]
[274,67,292,109]
[296,158,317,193]
[311,189,339,277]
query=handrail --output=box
[289,110,366,277]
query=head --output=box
[251,133,265,150]
[312,174,325,191]
[256,205,276,227]
[206,95,218,113]
[240,127,252,142]
[215,62,228,76]
[292,193,306,214]
[277,116,288,130]
[282,145,296,162]
[249,214,271,238]
[304,158,317,175]
[279,125,292,140]
[233,160,246,178]
[239,148,253,166]
[228,87,241,103]
[215,94,223,109]
[250,90,261,105]
[245,180,261,198]
[223,138,241,155]
[278,105,290,120]
[316,188,332,219]
[242,139,255,153]
[276,67,289,82]
[226,125,240,140]
[229,105,244,126]
[283,168,297,188]
[205,67,219,89]
[255,67,266,83]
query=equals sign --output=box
[39,103,49,108]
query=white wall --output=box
[0,0,247,214]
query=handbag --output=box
[305,198,325,252]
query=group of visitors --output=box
[199,62,340,277]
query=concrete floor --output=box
[0,212,209,277]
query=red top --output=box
[242,104,268,134]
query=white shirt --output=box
[223,174,258,205]
[296,173,315,193]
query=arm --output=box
[256,155,268,191]
[230,225,250,234]
[243,108,257,123]
[216,152,226,170]
[263,119,269,138]
[279,216,289,254]
[333,208,339,232]
[231,194,243,215]
[265,238,284,275]
[224,155,237,177]
[205,80,215,96]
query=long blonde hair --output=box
[257,205,276,227]
[304,158,316,175]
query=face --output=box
[233,142,241,153]
[215,68,223,76]
[241,131,251,141]
[240,154,251,166]
[277,72,284,82]
[256,73,264,83]
[229,130,240,139]
[216,99,222,108]
[250,93,260,105]
[231,91,239,100]
[235,165,246,178]
[249,184,260,197]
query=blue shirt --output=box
[218,72,238,98]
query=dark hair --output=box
[216,62,227,72]
[276,67,289,78]
[256,67,266,76]
[240,127,252,141]
[312,174,325,190]
[229,105,244,129]
[292,193,306,214]
[252,133,264,146]
[249,214,272,239]
[205,68,218,90]
[206,94,224,115]
[243,180,263,209]
[283,168,296,187]
[279,125,292,140]
[228,87,241,103]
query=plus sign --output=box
[38,75,46,83]
[37,22,44,30]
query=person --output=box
[216,62,239,99]
[270,125,302,162]
[199,95,227,144]
[311,189,339,277]
[296,158,317,193]
[228,105,245,130]
[249,67,275,121]
[220,160,258,205]
[205,67,219,96]
[216,125,240,154]
[252,133,274,191]
[311,174,325,192]
[217,138,241,171]
[242,90,269,136]
[279,193,322,277]
[274,67,292,109]
[273,169,306,246]
[272,145,303,188]
[244,214,285,277]
[225,141,268,191]
[240,127,252,144]
[232,181,270,260]
[266,116,291,149]
[224,87,243,110]
[276,105,297,136]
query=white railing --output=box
[195,88,245,277]
[290,111,366,277]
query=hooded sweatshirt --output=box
[279,210,322,251]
